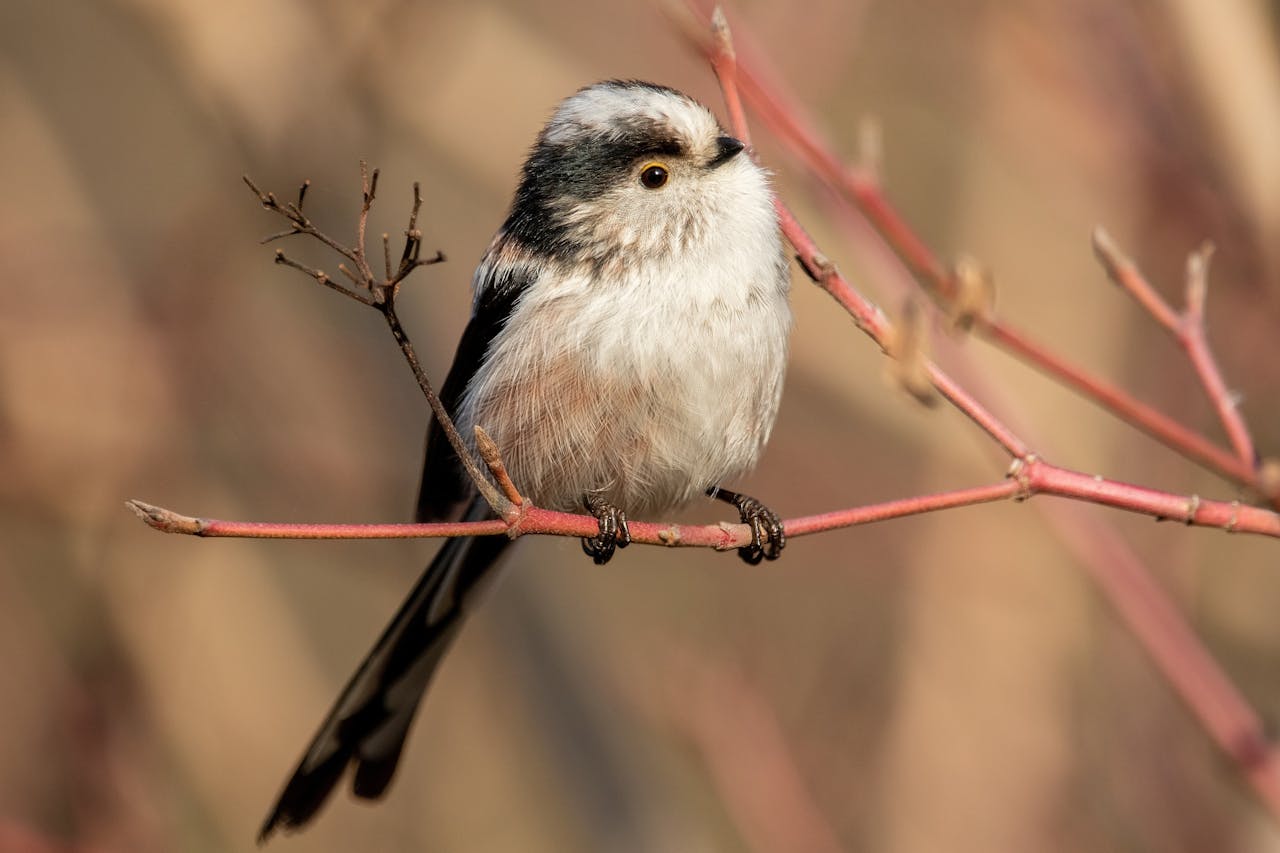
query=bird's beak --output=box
[708,135,746,168]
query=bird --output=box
[258,79,792,841]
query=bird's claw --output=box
[581,494,631,565]
[709,487,785,565]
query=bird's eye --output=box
[639,162,669,189]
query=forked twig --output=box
[1094,229,1258,473]
[242,166,505,515]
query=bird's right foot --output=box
[581,493,631,565]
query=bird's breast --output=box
[460,234,790,517]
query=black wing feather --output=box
[415,258,530,522]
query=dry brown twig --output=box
[239,165,510,517]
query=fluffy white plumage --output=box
[458,83,791,516]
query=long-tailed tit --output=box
[259,80,792,840]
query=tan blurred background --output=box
[2,0,1279,850]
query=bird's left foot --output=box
[708,487,786,565]
[581,493,631,565]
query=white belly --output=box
[459,242,790,516]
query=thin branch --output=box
[981,320,1257,484]
[378,298,503,513]
[1182,245,1257,469]
[1094,231,1258,473]
[670,3,1275,508]
[272,250,375,307]
[778,195,1029,458]
[708,8,751,150]
[244,168,501,515]
[1092,226,1182,332]
[126,499,509,540]
[475,426,524,508]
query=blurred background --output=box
[2,0,1279,850]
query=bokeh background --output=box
[2,1,1279,851]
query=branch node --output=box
[1007,455,1035,501]
[947,254,995,331]
[715,520,741,550]
[884,297,937,406]
[798,251,836,284]
[1225,500,1241,533]
[1184,493,1201,525]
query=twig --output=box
[1091,227,1182,331]
[475,426,524,509]
[708,8,751,150]
[777,189,1029,458]
[243,166,501,514]
[1095,230,1257,472]
[1181,246,1256,470]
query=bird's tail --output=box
[258,497,510,842]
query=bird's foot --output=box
[581,494,631,565]
[708,487,785,565]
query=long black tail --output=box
[258,497,511,842]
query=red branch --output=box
[126,482,1019,548]
[1094,232,1257,471]
[690,2,1280,827]
[668,2,1274,508]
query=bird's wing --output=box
[415,241,533,522]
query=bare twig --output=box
[244,166,499,513]
[1094,230,1258,475]
[778,205,1030,458]
[1092,227,1182,332]
[1182,246,1257,469]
